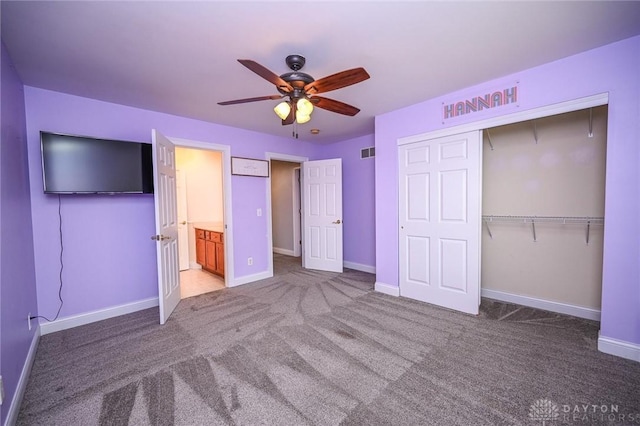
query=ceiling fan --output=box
[218,54,370,126]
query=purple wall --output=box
[24,87,316,320]
[322,134,376,269]
[375,36,640,345]
[1,42,39,424]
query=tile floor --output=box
[179,268,225,299]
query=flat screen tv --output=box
[40,131,154,194]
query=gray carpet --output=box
[18,254,640,425]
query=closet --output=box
[481,106,607,316]
[398,105,607,319]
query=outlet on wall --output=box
[247,257,253,266]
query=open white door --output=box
[399,131,482,315]
[302,159,343,272]
[152,130,180,324]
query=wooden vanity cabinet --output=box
[195,228,224,277]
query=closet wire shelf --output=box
[482,215,604,244]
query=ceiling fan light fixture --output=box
[297,98,314,115]
[296,110,311,124]
[274,101,291,120]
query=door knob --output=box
[180,221,187,225]
[332,219,342,224]
[151,235,172,241]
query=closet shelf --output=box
[482,215,604,244]
[482,215,604,224]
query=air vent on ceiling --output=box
[360,147,375,159]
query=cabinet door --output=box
[196,236,206,266]
[205,240,217,272]
[215,242,224,276]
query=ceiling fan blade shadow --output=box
[218,95,284,105]
[310,96,361,116]
[238,59,293,92]
[282,102,296,125]
[304,67,370,95]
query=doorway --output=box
[175,146,226,298]
[270,160,302,259]
[266,152,308,277]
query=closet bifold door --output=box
[398,130,482,315]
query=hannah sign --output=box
[443,85,518,120]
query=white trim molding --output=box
[39,297,159,335]
[598,334,640,362]
[375,281,400,297]
[6,329,40,426]
[344,261,376,274]
[481,289,601,321]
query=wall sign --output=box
[443,84,518,120]
[231,157,269,177]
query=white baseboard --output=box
[39,297,159,335]
[598,334,640,362]
[5,328,40,426]
[375,281,400,297]
[273,247,296,256]
[481,288,601,321]
[230,270,273,287]
[344,261,376,274]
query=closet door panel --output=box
[399,130,482,315]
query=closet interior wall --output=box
[481,106,608,311]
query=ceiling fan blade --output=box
[282,101,296,125]
[218,95,283,105]
[310,96,361,116]
[238,59,293,92]
[304,67,370,95]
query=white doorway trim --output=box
[293,167,301,257]
[398,93,609,146]
[265,152,309,278]
[168,137,234,286]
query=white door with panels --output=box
[398,131,482,315]
[152,129,181,324]
[302,159,343,273]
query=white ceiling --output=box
[3,1,640,144]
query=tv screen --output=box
[40,132,154,194]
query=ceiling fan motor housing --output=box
[277,55,315,97]
[285,54,305,71]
